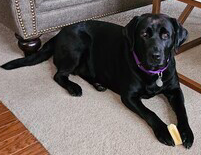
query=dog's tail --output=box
[1,38,55,70]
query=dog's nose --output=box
[152,53,161,61]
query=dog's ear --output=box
[123,16,140,51]
[171,18,188,52]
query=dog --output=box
[1,13,194,148]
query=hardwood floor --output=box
[0,101,49,155]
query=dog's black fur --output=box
[1,13,194,148]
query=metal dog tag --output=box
[156,73,163,87]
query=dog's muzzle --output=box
[133,51,169,75]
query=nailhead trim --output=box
[15,0,38,38]
[29,0,37,36]
[15,0,28,38]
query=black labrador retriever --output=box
[1,13,194,148]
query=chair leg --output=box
[152,0,161,14]
[178,4,194,24]
[178,73,201,94]
[178,37,201,54]
[15,33,41,56]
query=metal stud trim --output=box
[15,0,28,38]
[29,0,37,36]
[15,0,38,38]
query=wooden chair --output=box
[152,0,201,93]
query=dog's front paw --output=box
[153,123,175,146]
[178,123,194,149]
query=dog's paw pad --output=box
[93,83,107,92]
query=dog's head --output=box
[123,13,188,71]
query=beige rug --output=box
[0,1,201,155]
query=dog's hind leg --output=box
[77,53,107,92]
[87,62,107,92]
[54,71,82,96]
[53,48,83,96]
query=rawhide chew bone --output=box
[167,124,182,146]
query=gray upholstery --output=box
[0,0,153,39]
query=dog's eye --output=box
[160,27,170,40]
[142,32,149,38]
[141,28,152,39]
[161,32,169,40]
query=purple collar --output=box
[133,51,169,75]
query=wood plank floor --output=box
[0,101,49,155]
